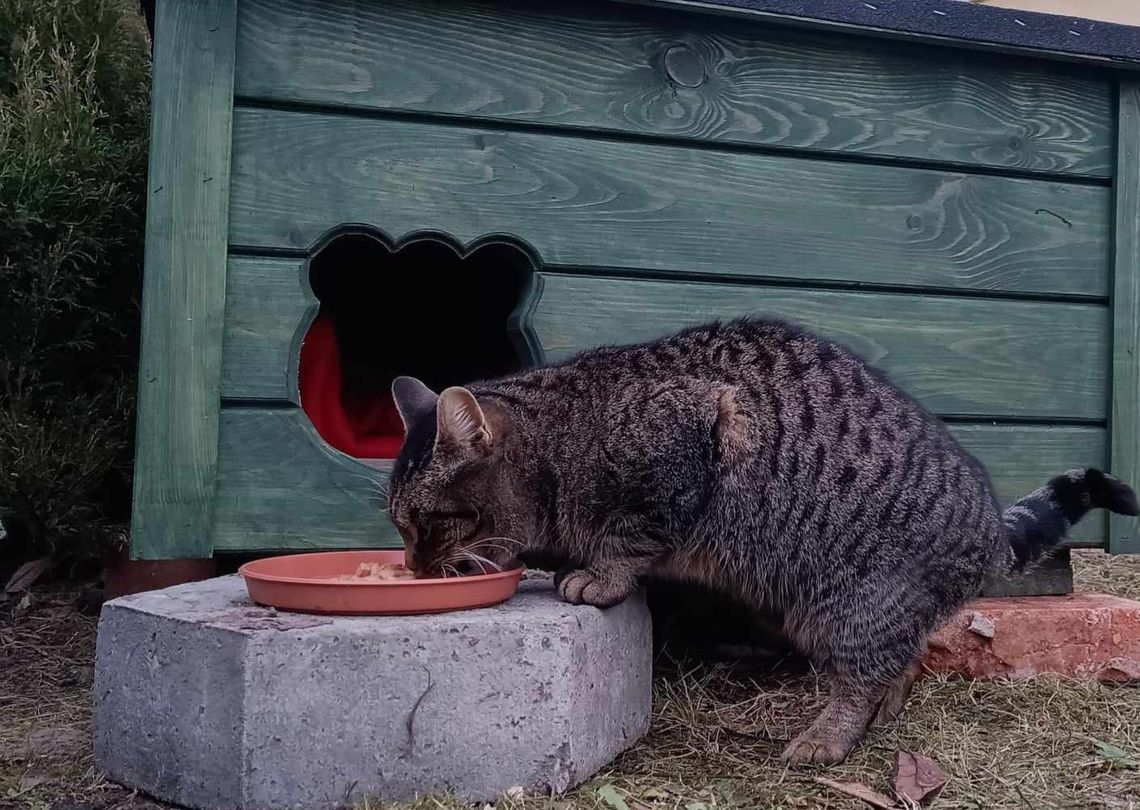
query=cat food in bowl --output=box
[342,561,417,581]
[238,550,523,615]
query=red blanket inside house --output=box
[299,312,405,459]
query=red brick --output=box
[923,593,1140,681]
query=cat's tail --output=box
[1000,468,1138,573]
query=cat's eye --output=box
[424,512,483,546]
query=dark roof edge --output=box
[612,0,1140,71]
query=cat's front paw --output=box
[555,567,633,608]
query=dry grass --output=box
[379,551,1140,809]
[1074,548,1140,601]
[0,585,160,810]
[376,664,1140,810]
[2,552,1138,810]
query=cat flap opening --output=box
[299,232,535,460]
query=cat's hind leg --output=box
[781,657,919,763]
[873,660,922,726]
[780,674,887,765]
[780,596,926,765]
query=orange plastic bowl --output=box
[238,550,524,615]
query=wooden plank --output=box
[228,109,1111,297]
[131,0,237,560]
[537,275,1110,420]
[212,408,398,551]
[219,263,1108,419]
[1110,81,1140,554]
[614,0,1140,73]
[221,256,313,402]
[234,0,1113,176]
[947,424,1107,546]
[211,408,1104,551]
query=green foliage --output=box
[0,0,149,562]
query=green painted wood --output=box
[211,408,1105,551]
[534,274,1109,420]
[947,424,1106,547]
[130,0,237,560]
[221,256,313,402]
[228,109,1110,297]
[614,0,1140,73]
[1110,81,1140,554]
[233,0,1113,177]
[212,407,398,551]
[219,263,1108,419]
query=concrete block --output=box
[94,575,652,809]
[924,592,1140,681]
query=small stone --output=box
[504,786,526,799]
[967,613,996,639]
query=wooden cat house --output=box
[131,0,1140,595]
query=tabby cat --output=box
[387,318,1138,765]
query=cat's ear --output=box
[391,376,438,432]
[436,386,492,452]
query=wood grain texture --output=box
[533,274,1109,420]
[212,407,397,551]
[1110,81,1140,554]
[233,0,1113,176]
[219,263,1108,419]
[228,109,1110,297]
[616,0,1140,71]
[221,256,313,402]
[947,424,1106,546]
[211,409,1105,551]
[131,0,236,560]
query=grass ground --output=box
[2,550,1139,810]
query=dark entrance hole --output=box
[300,231,536,460]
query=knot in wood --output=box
[664,45,706,88]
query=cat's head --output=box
[387,376,528,577]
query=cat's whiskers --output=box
[443,550,486,575]
[348,472,384,490]
[482,534,523,548]
[478,533,522,551]
[451,535,520,559]
[451,537,492,556]
[448,550,503,575]
[472,542,514,556]
[467,551,503,572]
